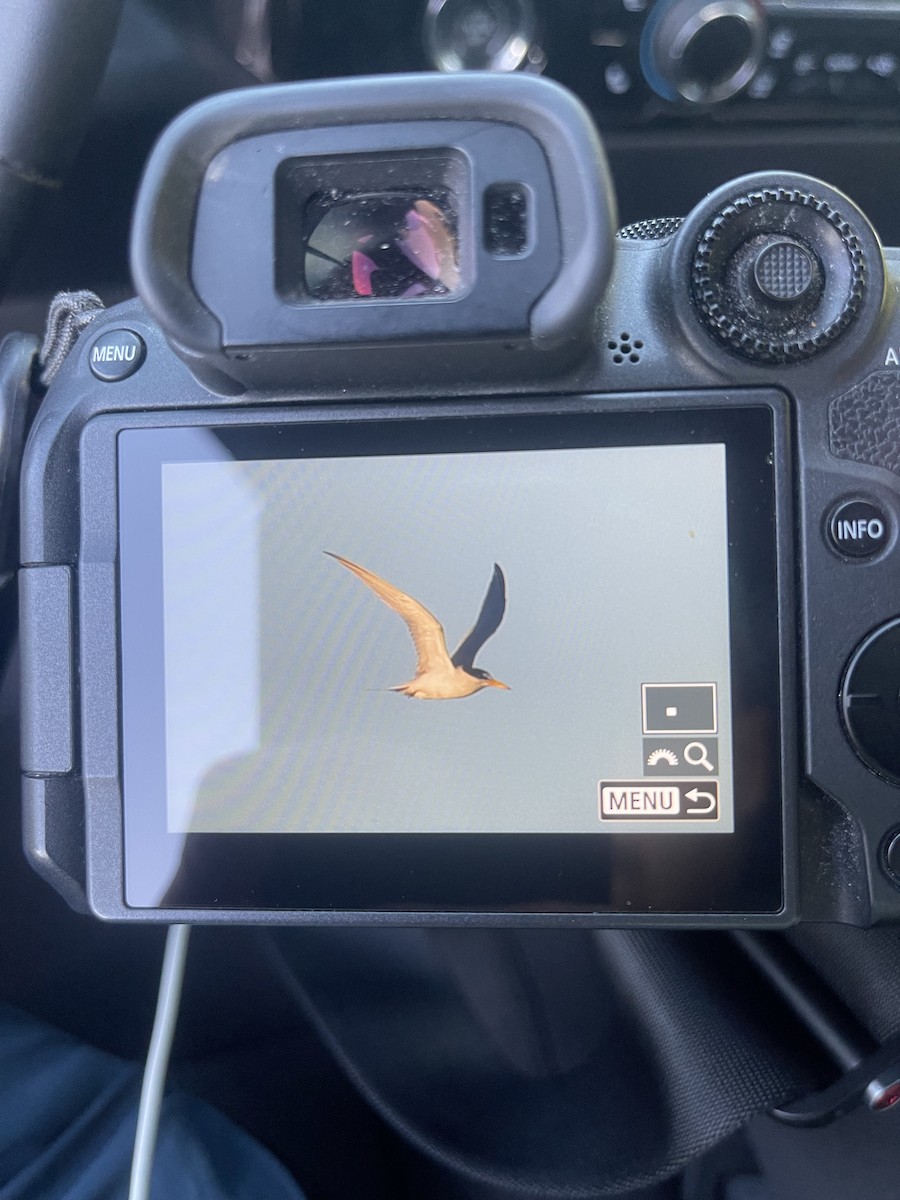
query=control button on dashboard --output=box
[424,0,536,73]
[88,329,146,382]
[640,0,767,105]
[841,618,900,785]
[828,499,890,559]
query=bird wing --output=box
[325,553,454,676]
[451,564,507,669]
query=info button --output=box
[828,499,890,559]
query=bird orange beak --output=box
[485,679,510,690]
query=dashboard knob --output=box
[640,0,767,105]
[424,0,537,73]
[690,186,867,363]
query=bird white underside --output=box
[392,665,492,700]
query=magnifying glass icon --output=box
[684,741,714,773]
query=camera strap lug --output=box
[0,293,100,673]
[0,331,40,671]
[36,289,104,389]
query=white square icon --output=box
[642,683,718,736]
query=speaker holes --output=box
[608,333,643,363]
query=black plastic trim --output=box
[19,566,73,776]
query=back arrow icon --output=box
[684,787,717,814]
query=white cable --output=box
[128,923,192,1200]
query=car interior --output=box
[4,2,900,1198]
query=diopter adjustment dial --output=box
[691,187,866,364]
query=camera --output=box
[18,73,900,927]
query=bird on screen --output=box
[326,552,509,700]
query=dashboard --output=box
[278,0,900,128]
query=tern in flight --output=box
[326,552,509,700]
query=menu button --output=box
[88,329,146,382]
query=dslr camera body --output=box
[17,73,900,928]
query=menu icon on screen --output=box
[598,780,719,821]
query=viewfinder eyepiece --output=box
[303,190,460,301]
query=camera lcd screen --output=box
[118,406,784,914]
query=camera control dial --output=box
[690,187,867,363]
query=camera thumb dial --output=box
[673,174,884,365]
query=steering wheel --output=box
[0,0,122,293]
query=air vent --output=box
[607,332,644,363]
